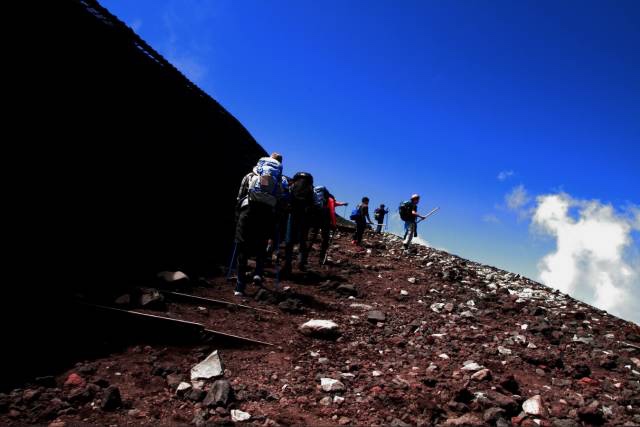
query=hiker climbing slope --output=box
[283,172,315,275]
[374,204,389,233]
[351,196,373,247]
[399,193,426,251]
[233,153,285,296]
[310,185,348,263]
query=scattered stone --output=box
[334,395,345,404]
[461,361,483,371]
[188,389,206,402]
[230,409,251,422]
[278,299,305,313]
[100,386,121,411]
[400,290,409,296]
[471,368,492,381]
[176,382,192,397]
[484,407,506,423]
[407,277,416,284]
[444,303,455,312]
[139,287,165,309]
[372,370,383,377]
[367,310,386,323]
[320,378,345,393]
[64,373,85,388]
[336,284,358,296]
[191,350,224,380]
[166,373,184,389]
[578,400,604,425]
[299,319,341,339]
[338,416,351,425]
[497,346,512,355]
[522,395,546,416]
[445,413,484,426]
[203,379,233,408]
[431,303,445,313]
[157,270,189,283]
[319,396,332,406]
[389,418,412,427]
[572,364,591,379]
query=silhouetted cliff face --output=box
[3,0,265,387]
[14,0,265,292]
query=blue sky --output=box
[101,0,639,322]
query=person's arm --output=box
[328,197,337,229]
[412,209,426,220]
[237,174,251,202]
[334,200,348,207]
[364,206,373,224]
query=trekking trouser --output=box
[403,221,417,247]
[376,220,384,233]
[354,218,366,245]
[284,213,310,271]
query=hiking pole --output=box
[226,242,238,281]
[321,229,335,266]
[273,223,282,291]
[416,207,440,224]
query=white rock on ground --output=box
[461,361,483,371]
[321,378,346,392]
[157,270,189,282]
[176,382,192,396]
[299,319,341,338]
[522,395,545,416]
[191,350,224,381]
[231,409,251,422]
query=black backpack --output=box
[290,172,314,210]
[399,201,414,221]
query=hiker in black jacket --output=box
[283,172,315,275]
[374,204,389,233]
[401,194,426,250]
[352,197,373,247]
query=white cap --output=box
[411,194,420,200]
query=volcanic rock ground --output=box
[2,231,640,426]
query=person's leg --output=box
[376,221,383,233]
[298,221,310,270]
[319,225,330,261]
[405,222,416,247]
[403,221,411,248]
[355,220,365,245]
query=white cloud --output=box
[506,184,530,210]
[532,193,640,323]
[483,214,500,224]
[497,170,514,181]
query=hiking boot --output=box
[252,275,263,287]
[233,291,245,297]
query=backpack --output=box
[374,208,382,221]
[399,201,414,221]
[350,205,362,221]
[247,157,283,207]
[313,186,329,210]
[290,172,314,210]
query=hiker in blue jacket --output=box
[351,197,373,247]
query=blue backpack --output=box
[247,157,283,207]
[350,205,361,221]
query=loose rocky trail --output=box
[2,231,640,426]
